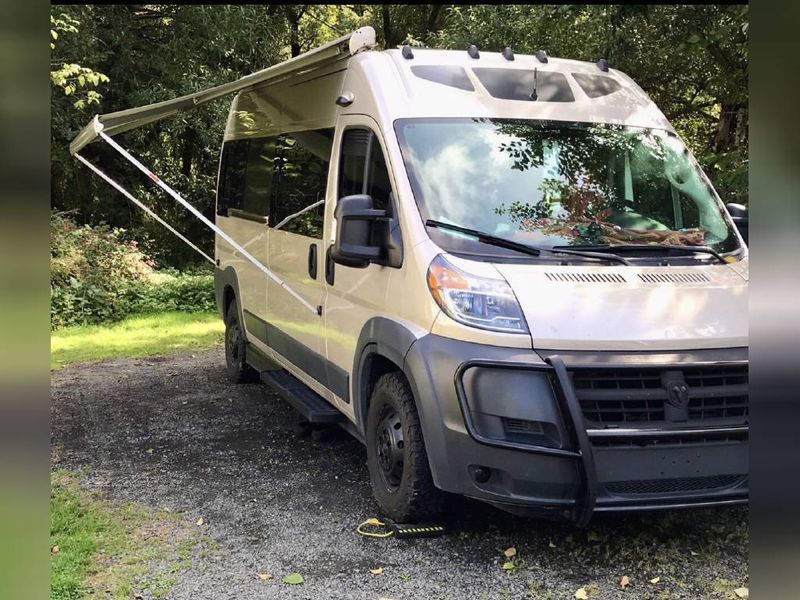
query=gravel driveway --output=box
[51,349,748,599]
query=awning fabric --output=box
[70,31,355,155]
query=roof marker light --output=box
[536,50,548,64]
[402,45,414,59]
[596,58,610,72]
[468,45,480,59]
[502,47,514,61]
[335,92,354,107]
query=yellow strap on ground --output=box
[356,518,394,538]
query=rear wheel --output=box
[366,372,443,522]
[224,299,258,384]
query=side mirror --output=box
[725,202,748,245]
[331,194,389,268]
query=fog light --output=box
[473,466,492,483]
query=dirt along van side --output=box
[71,28,748,526]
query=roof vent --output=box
[502,47,514,61]
[545,272,627,284]
[467,45,480,59]
[596,58,610,72]
[401,45,414,60]
[535,50,548,64]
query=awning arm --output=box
[75,153,215,265]
[87,129,320,316]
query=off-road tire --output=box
[366,372,444,522]
[224,300,258,384]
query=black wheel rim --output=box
[375,408,405,490]
[226,318,243,366]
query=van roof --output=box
[350,48,674,132]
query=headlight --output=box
[427,255,529,334]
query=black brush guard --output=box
[543,355,748,526]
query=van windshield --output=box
[394,118,740,257]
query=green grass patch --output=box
[51,311,224,370]
[50,470,201,600]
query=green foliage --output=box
[51,213,153,327]
[126,271,217,316]
[51,214,215,328]
[50,12,110,110]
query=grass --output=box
[50,470,202,600]
[51,311,224,370]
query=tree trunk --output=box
[285,7,303,57]
[181,129,193,179]
[426,5,443,39]
[714,103,743,153]
[382,5,395,49]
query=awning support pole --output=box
[93,130,319,316]
[75,154,215,265]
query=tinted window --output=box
[218,138,274,218]
[410,65,474,91]
[571,72,622,98]
[242,138,276,216]
[218,139,248,213]
[338,129,394,213]
[473,68,575,102]
[272,128,334,238]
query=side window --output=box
[272,128,334,238]
[218,139,248,213]
[217,137,273,219]
[242,137,275,217]
[338,128,394,214]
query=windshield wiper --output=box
[555,243,729,265]
[425,220,631,265]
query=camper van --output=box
[73,28,749,525]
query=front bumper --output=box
[403,335,748,524]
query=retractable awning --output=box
[70,27,376,154]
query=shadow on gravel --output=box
[51,349,748,600]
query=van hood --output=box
[492,262,748,351]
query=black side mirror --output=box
[331,194,389,268]
[725,202,748,245]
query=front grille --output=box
[591,432,748,448]
[606,474,745,496]
[571,364,748,427]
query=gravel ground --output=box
[51,349,748,600]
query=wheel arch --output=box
[352,317,425,436]
[214,266,242,322]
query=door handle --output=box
[308,243,318,280]
[325,245,335,286]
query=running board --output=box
[260,368,343,424]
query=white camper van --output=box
[73,28,749,525]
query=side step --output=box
[260,368,343,424]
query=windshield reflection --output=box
[395,118,739,255]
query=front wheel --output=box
[224,299,258,384]
[365,372,443,522]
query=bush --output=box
[51,214,216,328]
[125,272,217,316]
